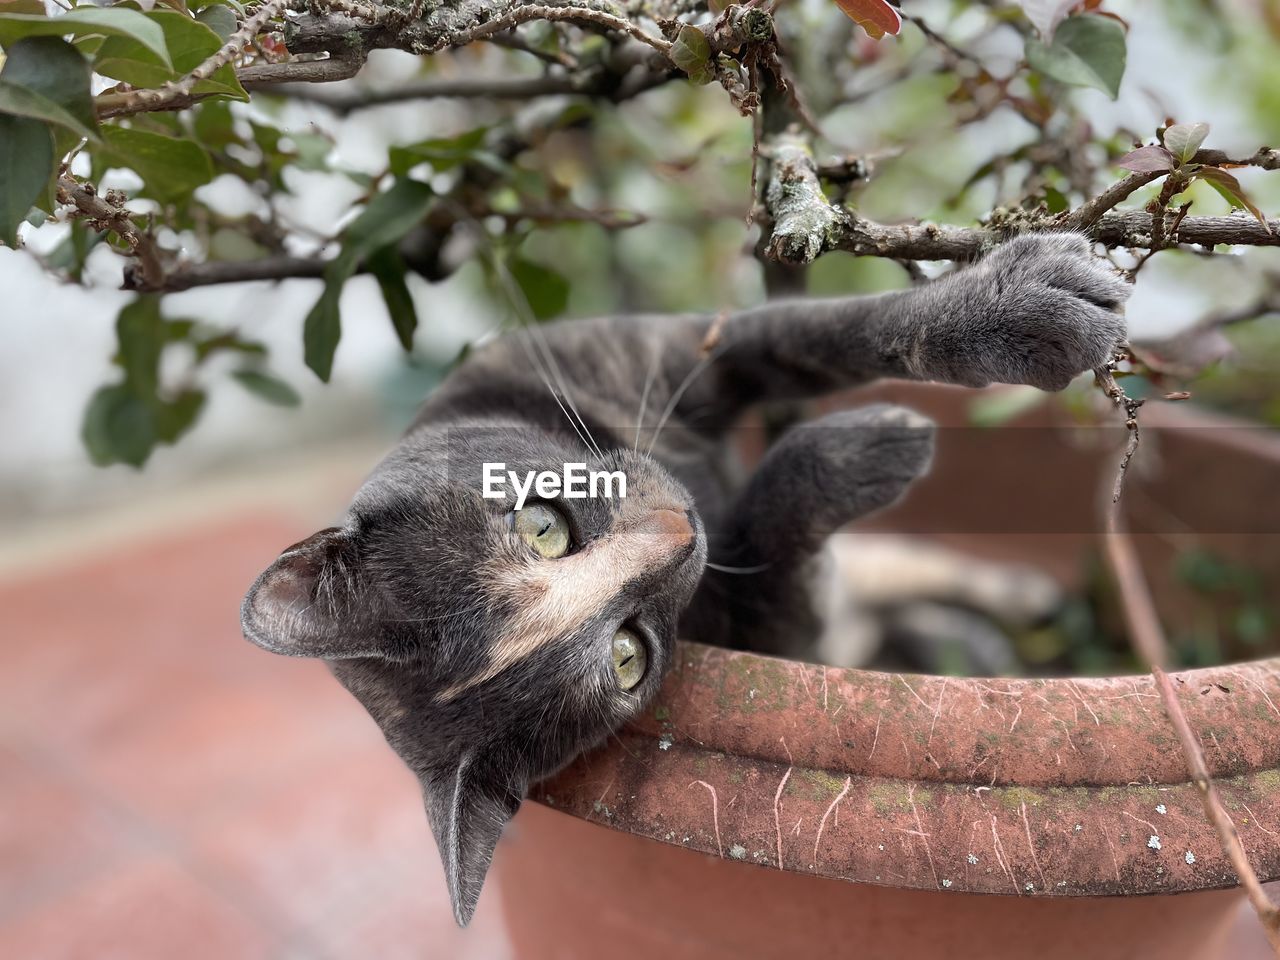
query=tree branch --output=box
[429,4,673,56]
[124,199,646,291]
[127,200,644,291]
[95,55,368,119]
[1194,146,1280,171]
[270,70,612,114]
[57,178,166,290]
[124,255,325,292]
[1094,368,1280,955]
[824,210,1278,262]
[763,131,849,264]
[761,132,1280,263]
[91,1,772,122]
[1061,170,1165,231]
[283,1,771,67]
[97,0,290,117]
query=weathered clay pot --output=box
[494,385,1280,959]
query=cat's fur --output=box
[241,233,1128,924]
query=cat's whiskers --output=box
[706,561,772,575]
[449,204,605,460]
[633,349,662,453]
[518,329,604,459]
[522,327,606,461]
[645,346,725,457]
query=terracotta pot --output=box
[494,386,1280,959]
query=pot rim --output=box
[536,642,1280,897]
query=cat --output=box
[240,232,1129,925]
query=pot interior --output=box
[812,383,1280,675]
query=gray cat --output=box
[241,233,1128,924]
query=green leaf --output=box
[193,330,266,363]
[303,283,342,382]
[192,98,239,149]
[670,25,715,85]
[153,388,205,443]
[0,10,171,69]
[341,178,435,262]
[1163,122,1209,164]
[115,296,165,394]
[367,245,417,350]
[249,120,283,156]
[0,37,96,137]
[101,125,214,202]
[1042,184,1068,213]
[209,226,269,262]
[1195,166,1270,228]
[0,79,96,140]
[0,113,53,246]
[289,131,333,171]
[95,11,246,103]
[1025,14,1126,99]
[509,256,569,321]
[231,369,301,407]
[301,178,433,380]
[82,383,156,467]
[195,4,238,41]
[84,297,208,466]
[388,128,488,177]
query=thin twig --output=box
[1063,170,1166,231]
[56,178,165,289]
[304,0,383,19]
[759,132,1280,264]
[432,4,673,56]
[100,0,289,115]
[1095,366,1280,954]
[95,55,368,118]
[270,72,603,113]
[123,202,642,291]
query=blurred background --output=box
[2,0,1279,955]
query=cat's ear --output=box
[421,754,525,927]
[241,527,385,659]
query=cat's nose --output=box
[639,508,693,545]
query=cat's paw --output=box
[804,405,935,518]
[930,233,1131,392]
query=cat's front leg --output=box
[689,404,935,657]
[895,233,1130,391]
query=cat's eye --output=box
[611,628,647,691]
[512,503,571,559]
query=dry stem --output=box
[1095,366,1280,954]
[100,0,290,116]
[56,178,165,289]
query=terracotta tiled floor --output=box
[0,510,511,959]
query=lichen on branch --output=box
[764,132,850,264]
[759,131,1280,263]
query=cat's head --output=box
[241,424,706,924]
